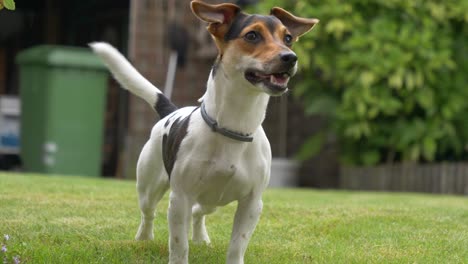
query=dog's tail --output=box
[89,42,177,118]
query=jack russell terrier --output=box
[90,1,318,263]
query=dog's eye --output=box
[284,34,293,45]
[244,31,260,43]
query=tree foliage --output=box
[0,0,16,10]
[258,0,468,165]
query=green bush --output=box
[258,0,468,165]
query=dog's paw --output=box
[192,235,211,245]
[135,229,154,241]
[135,233,154,241]
[135,220,155,240]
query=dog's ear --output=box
[270,7,319,39]
[191,1,241,38]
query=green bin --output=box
[16,45,108,176]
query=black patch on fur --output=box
[224,14,281,42]
[164,112,178,128]
[224,13,250,41]
[164,118,171,128]
[154,93,178,118]
[161,114,191,178]
[263,16,280,34]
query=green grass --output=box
[1,172,467,263]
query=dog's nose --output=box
[280,52,298,64]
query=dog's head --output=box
[191,1,318,96]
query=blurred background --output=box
[0,0,467,194]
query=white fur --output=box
[91,42,285,264]
[89,42,159,107]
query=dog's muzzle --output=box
[245,52,298,95]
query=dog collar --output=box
[200,103,254,142]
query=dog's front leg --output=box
[192,204,217,244]
[168,191,191,264]
[226,196,263,264]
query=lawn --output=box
[1,172,467,263]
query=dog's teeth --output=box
[270,75,280,85]
[270,74,290,86]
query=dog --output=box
[91,1,318,263]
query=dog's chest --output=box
[188,159,249,205]
[175,137,270,206]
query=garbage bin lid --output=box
[15,45,106,70]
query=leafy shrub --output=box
[258,0,468,165]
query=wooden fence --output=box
[340,163,468,195]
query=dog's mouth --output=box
[245,70,291,94]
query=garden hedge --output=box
[258,0,468,165]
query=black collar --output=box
[200,103,254,142]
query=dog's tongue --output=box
[270,73,290,86]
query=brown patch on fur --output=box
[191,1,318,59]
[191,1,241,54]
[224,21,291,65]
[270,7,319,38]
[208,24,230,53]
